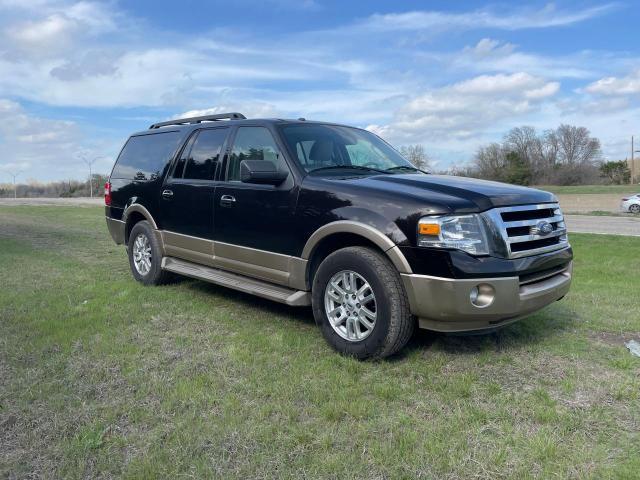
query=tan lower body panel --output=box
[162,231,215,266]
[105,217,125,245]
[160,230,308,290]
[402,262,572,332]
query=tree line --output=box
[400,124,632,186]
[0,174,108,198]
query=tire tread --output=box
[312,246,414,359]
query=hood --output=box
[333,174,557,212]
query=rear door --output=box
[160,127,230,262]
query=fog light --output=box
[470,283,495,308]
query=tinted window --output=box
[171,133,196,179]
[227,127,285,181]
[182,128,228,180]
[111,131,183,181]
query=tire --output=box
[630,204,640,214]
[127,220,171,285]
[311,246,414,360]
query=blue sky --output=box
[0,0,639,181]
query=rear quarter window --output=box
[111,131,183,181]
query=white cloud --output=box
[585,69,640,96]
[357,3,616,32]
[464,38,516,57]
[368,73,561,144]
[178,103,281,120]
[0,46,318,107]
[449,39,595,79]
[2,1,118,59]
[0,99,114,180]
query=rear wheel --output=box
[630,204,640,214]
[128,220,171,285]
[312,246,414,360]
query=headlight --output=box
[417,214,489,255]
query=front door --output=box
[213,125,298,282]
[160,127,229,263]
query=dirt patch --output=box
[588,331,640,347]
[557,194,626,213]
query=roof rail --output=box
[149,112,246,129]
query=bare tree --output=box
[399,144,430,170]
[556,124,601,165]
[469,123,603,185]
[540,129,559,167]
[504,126,538,163]
[473,143,506,180]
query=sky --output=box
[0,0,639,181]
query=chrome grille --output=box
[483,203,569,259]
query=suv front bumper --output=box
[401,262,572,332]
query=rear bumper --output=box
[106,216,125,244]
[401,262,572,332]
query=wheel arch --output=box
[302,221,412,288]
[123,204,158,244]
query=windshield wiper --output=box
[308,165,391,175]
[385,165,429,174]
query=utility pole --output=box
[632,136,635,185]
[631,144,640,183]
[79,154,99,198]
[8,171,21,199]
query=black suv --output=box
[106,112,573,359]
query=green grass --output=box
[1,206,639,479]
[565,211,639,217]
[534,184,639,195]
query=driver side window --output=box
[227,127,286,181]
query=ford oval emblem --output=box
[533,221,553,236]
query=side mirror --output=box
[240,160,288,185]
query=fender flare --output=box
[122,203,158,233]
[301,220,413,274]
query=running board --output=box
[161,257,311,307]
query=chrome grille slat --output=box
[483,202,569,259]
[502,215,565,228]
[507,228,567,244]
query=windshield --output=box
[279,124,420,175]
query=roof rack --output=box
[149,112,246,129]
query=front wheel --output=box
[312,246,414,360]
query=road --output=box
[1,198,639,236]
[565,214,640,237]
[0,197,103,206]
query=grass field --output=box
[1,206,639,479]
[535,184,639,195]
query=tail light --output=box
[104,181,112,205]
[622,197,629,201]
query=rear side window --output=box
[182,128,228,180]
[111,131,183,181]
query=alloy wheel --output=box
[324,270,377,342]
[133,233,152,275]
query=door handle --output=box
[162,189,173,198]
[220,194,236,206]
